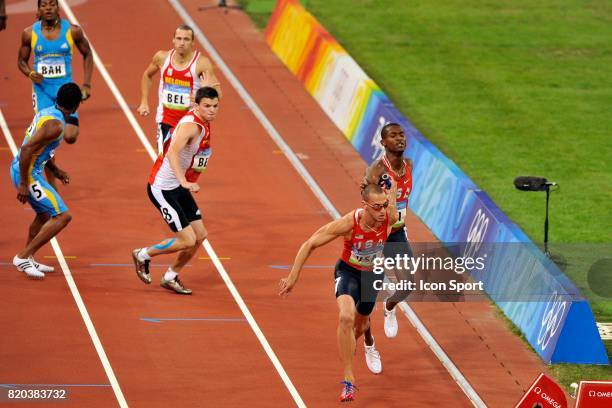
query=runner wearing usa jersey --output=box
[132,87,219,295]
[279,183,398,402]
[364,122,414,338]
[137,25,221,155]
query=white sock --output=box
[164,269,178,281]
[138,248,151,262]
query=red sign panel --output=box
[515,373,568,408]
[576,380,612,407]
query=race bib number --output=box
[393,200,407,228]
[162,85,191,110]
[191,148,212,173]
[38,57,66,78]
[29,181,48,201]
[350,250,382,267]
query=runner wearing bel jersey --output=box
[364,122,414,338]
[137,25,221,155]
[279,183,398,402]
[131,87,219,295]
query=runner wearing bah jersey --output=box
[364,122,414,339]
[131,87,219,295]
[10,83,82,280]
[17,0,93,188]
[279,183,398,402]
[137,25,221,155]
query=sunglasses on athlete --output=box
[364,200,389,211]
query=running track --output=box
[0,0,550,406]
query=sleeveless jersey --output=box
[341,209,390,271]
[149,110,212,190]
[155,50,201,127]
[13,106,65,178]
[382,155,413,231]
[32,19,73,84]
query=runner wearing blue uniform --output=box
[10,83,82,279]
[17,0,92,185]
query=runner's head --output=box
[194,87,219,122]
[173,24,195,56]
[56,82,82,114]
[38,0,60,23]
[380,123,406,154]
[361,184,388,222]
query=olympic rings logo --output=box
[536,291,568,351]
[463,209,489,261]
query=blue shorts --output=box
[10,161,68,216]
[33,83,79,124]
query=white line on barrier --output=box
[58,1,306,407]
[167,1,487,406]
[0,108,128,408]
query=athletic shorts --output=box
[383,227,413,258]
[33,83,79,125]
[156,123,173,155]
[147,183,201,232]
[10,160,68,216]
[334,260,382,316]
[382,228,414,300]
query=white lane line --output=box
[0,110,128,408]
[58,1,306,407]
[398,303,486,407]
[167,1,486,407]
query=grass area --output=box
[241,0,612,382]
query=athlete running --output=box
[132,87,219,295]
[17,0,93,188]
[279,183,398,402]
[10,83,82,278]
[363,122,414,338]
[137,25,221,155]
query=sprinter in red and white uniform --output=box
[279,183,398,402]
[364,122,414,339]
[137,25,221,154]
[131,87,219,295]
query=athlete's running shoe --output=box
[383,301,398,338]
[13,255,45,279]
[132,248,151,284]
[160,276,192,295]
[339,380,357,402]
[364,340,382,374]
[30,257,54,273]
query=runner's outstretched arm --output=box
[279,213,354,297]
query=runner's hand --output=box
[81,84,91,101]
[137,103,150,116]
[29,71,44,84]
[54,168,70,184]
[17,185,29,203]
[279,276,296,297]
[181,181,200,193]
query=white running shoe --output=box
[13,255,45,279]
[30,257,55,273]
[383,302,398,338]
[364,340,382,374]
